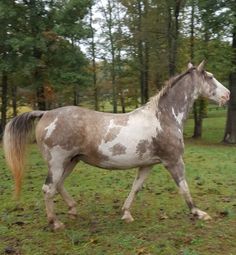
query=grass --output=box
[1,108,236,255]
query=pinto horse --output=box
[3,61,230,230]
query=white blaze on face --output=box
[205,72,230,105]
[213,77,229,103]
[172,107,184,126]
[45,117,58,139]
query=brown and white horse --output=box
[3,61,230,230]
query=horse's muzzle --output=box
[220,91,230,106]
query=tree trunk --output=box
[143,41,149,103]
[172,0,181,74]
[223,73,236,143]
[223,15,236,142]
[120,90,126,113]
[167,6,173,76]
[167,1,183,76]
[89,5,99,111]
[192,102,203,138]
[73,84,80,106]
[192,4,210,139]
[190,0,195,62]
[106,0,117,113]
[36,84,46,110]
[192,97,207,138]
[1,71,8,135]
[11,83,17,117]
[143,0,149,103]
[34,48,46,110]
[137,0,145,105]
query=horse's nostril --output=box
[221,93,230,103]
[225,93,230,101]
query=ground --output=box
[1,106,236,255]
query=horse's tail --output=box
[3,111,45,198]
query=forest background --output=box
[0,0,236,142]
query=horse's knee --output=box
[42,184,57,198]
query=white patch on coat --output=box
[48,145,75,182]
[172,108,184,125]
[184,93,188,101]
[156,119,162,133]
[42,184,51,193]
[98,110,162,168]
[45,117,58,139]
[179,179,189,195]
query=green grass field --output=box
[1,108,236,255]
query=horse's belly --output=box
[81,149,161,170]
[99,156,161,169]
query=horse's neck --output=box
[157,75,196,127]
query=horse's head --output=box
[189,61,230,106]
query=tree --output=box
[223,0,236,143]
[0,0,20,134]
[99,0,118,112]
[188,0,207,138]
[126,0,170,103]
[166,0,185,76]
[88,3,99,110]
[0,0,91,115]
[182,0,232,138]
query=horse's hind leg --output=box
[57,160,78,219]
[164,157,211,220]
[42,148,77,230]
[43,156,78,230]
[42,168,65,230]
[122,166,152,222]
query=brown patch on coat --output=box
[148,121,184,165]
[136,139,149,159]
[110,143,127,156]
[104,127,121,143]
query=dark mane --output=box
[148,67,196,107]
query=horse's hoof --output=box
[121,211,134,223]
[53,221,65,231]
[192,208,212,221]
[201,213,212,221]
[68,206,77,218]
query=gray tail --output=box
[3,111,45,198]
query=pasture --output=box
[1,107,236,255]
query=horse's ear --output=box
[188,62,193,69]
[197,60,205,72]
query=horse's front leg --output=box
[164,157,211,220]
[122,166,152,222]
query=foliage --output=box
[0,0,91,112]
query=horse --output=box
[3,61,230,230]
